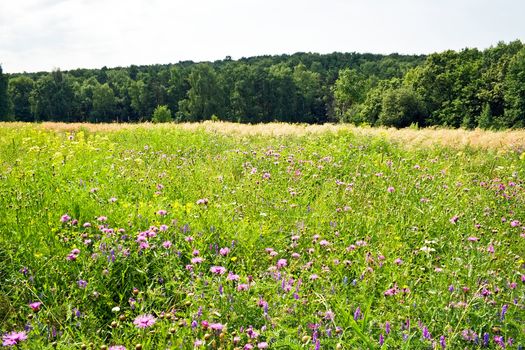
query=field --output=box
[0,122,524,349]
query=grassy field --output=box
[0,123,524,349]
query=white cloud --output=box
[1,0,524,73]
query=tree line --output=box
[0,40,524,128]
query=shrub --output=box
[152,105,172,123]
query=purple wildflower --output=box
[210,266,226,275]
[2,331,28,347]
[133,314,156,328]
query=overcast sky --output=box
[1,0,524,73]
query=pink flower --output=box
[97,216,108,222]
[209,323,224,332]
[133,314,156,328]
[157,210,167,216]
[227,272,240,281]
[237,284,249,291]
[210,266,226,275]
[109,346,127,350]
[60,214,71,223]
[276,259,287,269]
[29,301,42,312]
[191,257,204,264]
[219,247,230,256]
[387,186,395,193]
[2,331,27,347]
[449,215,459,224]
[394,258,403,265]
[510,220,520,227]
[196,198,209,205]
[487,244,495,254]
[467,237,479,242]
[257,342,269,349]
[162,241,172,249]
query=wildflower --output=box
[353,307,361,320]
[237,284,249,291]
[227,272,240,281]
[210,266,226,275]
[209,323,224,332]
[422,326,431,340]
[387,186,395,193]
[194,339,204,347]
[29,301,42,312]
[159,224,168,231]
[449,215,459,224]
[83,222,91,228]
[133,314,156,328]
[440,335,446,349]
[219,247,230,256]
[487,244,495,254]
[108,346,126,350]
[276,259,287,269]
[196,198,209,205]
[467,236,479,242]
[2,331,27,347]
[309,274,319,280]
[385,321,390,334]
[379,333,384,346]
[394,258,403,265]
[97,216,107,222]
[191,257,203,264]
[162,241,172,249]
[501,304,508,320]
[257,342,268,349]
[510,220,520,227]
[60,214,71,223]
[157,210,167,216]
[244,344,254,350]
[77,279,87,288]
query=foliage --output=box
[151,105,172,123]
[0,65,9,120]
[3,41,525,128]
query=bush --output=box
[152,105,172,123]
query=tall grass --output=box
[0,124,523,349]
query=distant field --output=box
[0,123,524,349]
[4,121,525,151]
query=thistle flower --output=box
[210,266,226,275]
[29,301,42,312]
[133,314,156,328]
[2,331,27,347]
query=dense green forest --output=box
[1,40,524,127]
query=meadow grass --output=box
[0,123,524,349]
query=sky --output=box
[1,0,524,73]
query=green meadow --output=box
[0,123,524,349]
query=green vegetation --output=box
[2,40,525,127]
[0,124,524,349]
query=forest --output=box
[0,40,524,128]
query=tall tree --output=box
[178,64,223,121]
[7,76,34,121]
[0,65,9,120]
[91,83,116,122]
[503,48,525,127]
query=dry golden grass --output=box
[2,121,525,151]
